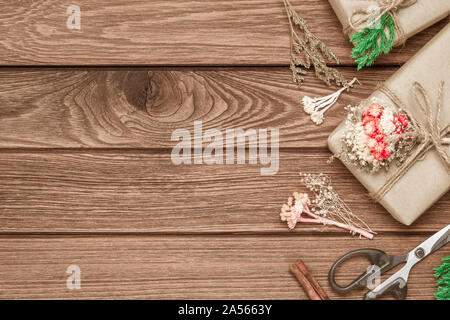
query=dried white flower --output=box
[302,96,316,114]
[311,111,324,125]
[380,109,395,134]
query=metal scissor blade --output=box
[392,224,450,276]
[430,227,450,254]
[365,224,450,300]
[418,224,450,257]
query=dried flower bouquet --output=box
[280,173,375,239]
[333,99,418,172]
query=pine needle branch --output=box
[434,256,450,300]
[351,13,395,70]
[283,0,346,87]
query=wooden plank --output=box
[0,150,448,233]
[0,67,398,149]
[0,234,447,299]
[0,1,447,66]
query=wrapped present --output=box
[328,22,450,225]
[328,0,450,69]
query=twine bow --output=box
[412,81,450,168]
[346,0,417,44]
[371,81,449,202]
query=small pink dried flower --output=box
[367,104,383,118]
[280,191,374,239]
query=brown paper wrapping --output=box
[328,23,450,226]
[328,0,450,44]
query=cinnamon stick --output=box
[294,260,329,300]
[289,263,322,300]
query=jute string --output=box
[343,0,417,46]
[371,81,450,202]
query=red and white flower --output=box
[362,104,383,118]
[340,101,416,172]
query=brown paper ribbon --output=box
[344,0,417,45]
[371,81,450,202]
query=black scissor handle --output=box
[328,249,390,294]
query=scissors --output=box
[328,224,450,300]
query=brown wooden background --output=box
[0,0,448,300]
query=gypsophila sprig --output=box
[280,173,375,239]
[332,99,418,172]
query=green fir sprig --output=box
[351,13,395,70]
[434,256,450,300]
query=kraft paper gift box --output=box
[328,23,450,226]
[328,0,450,44]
